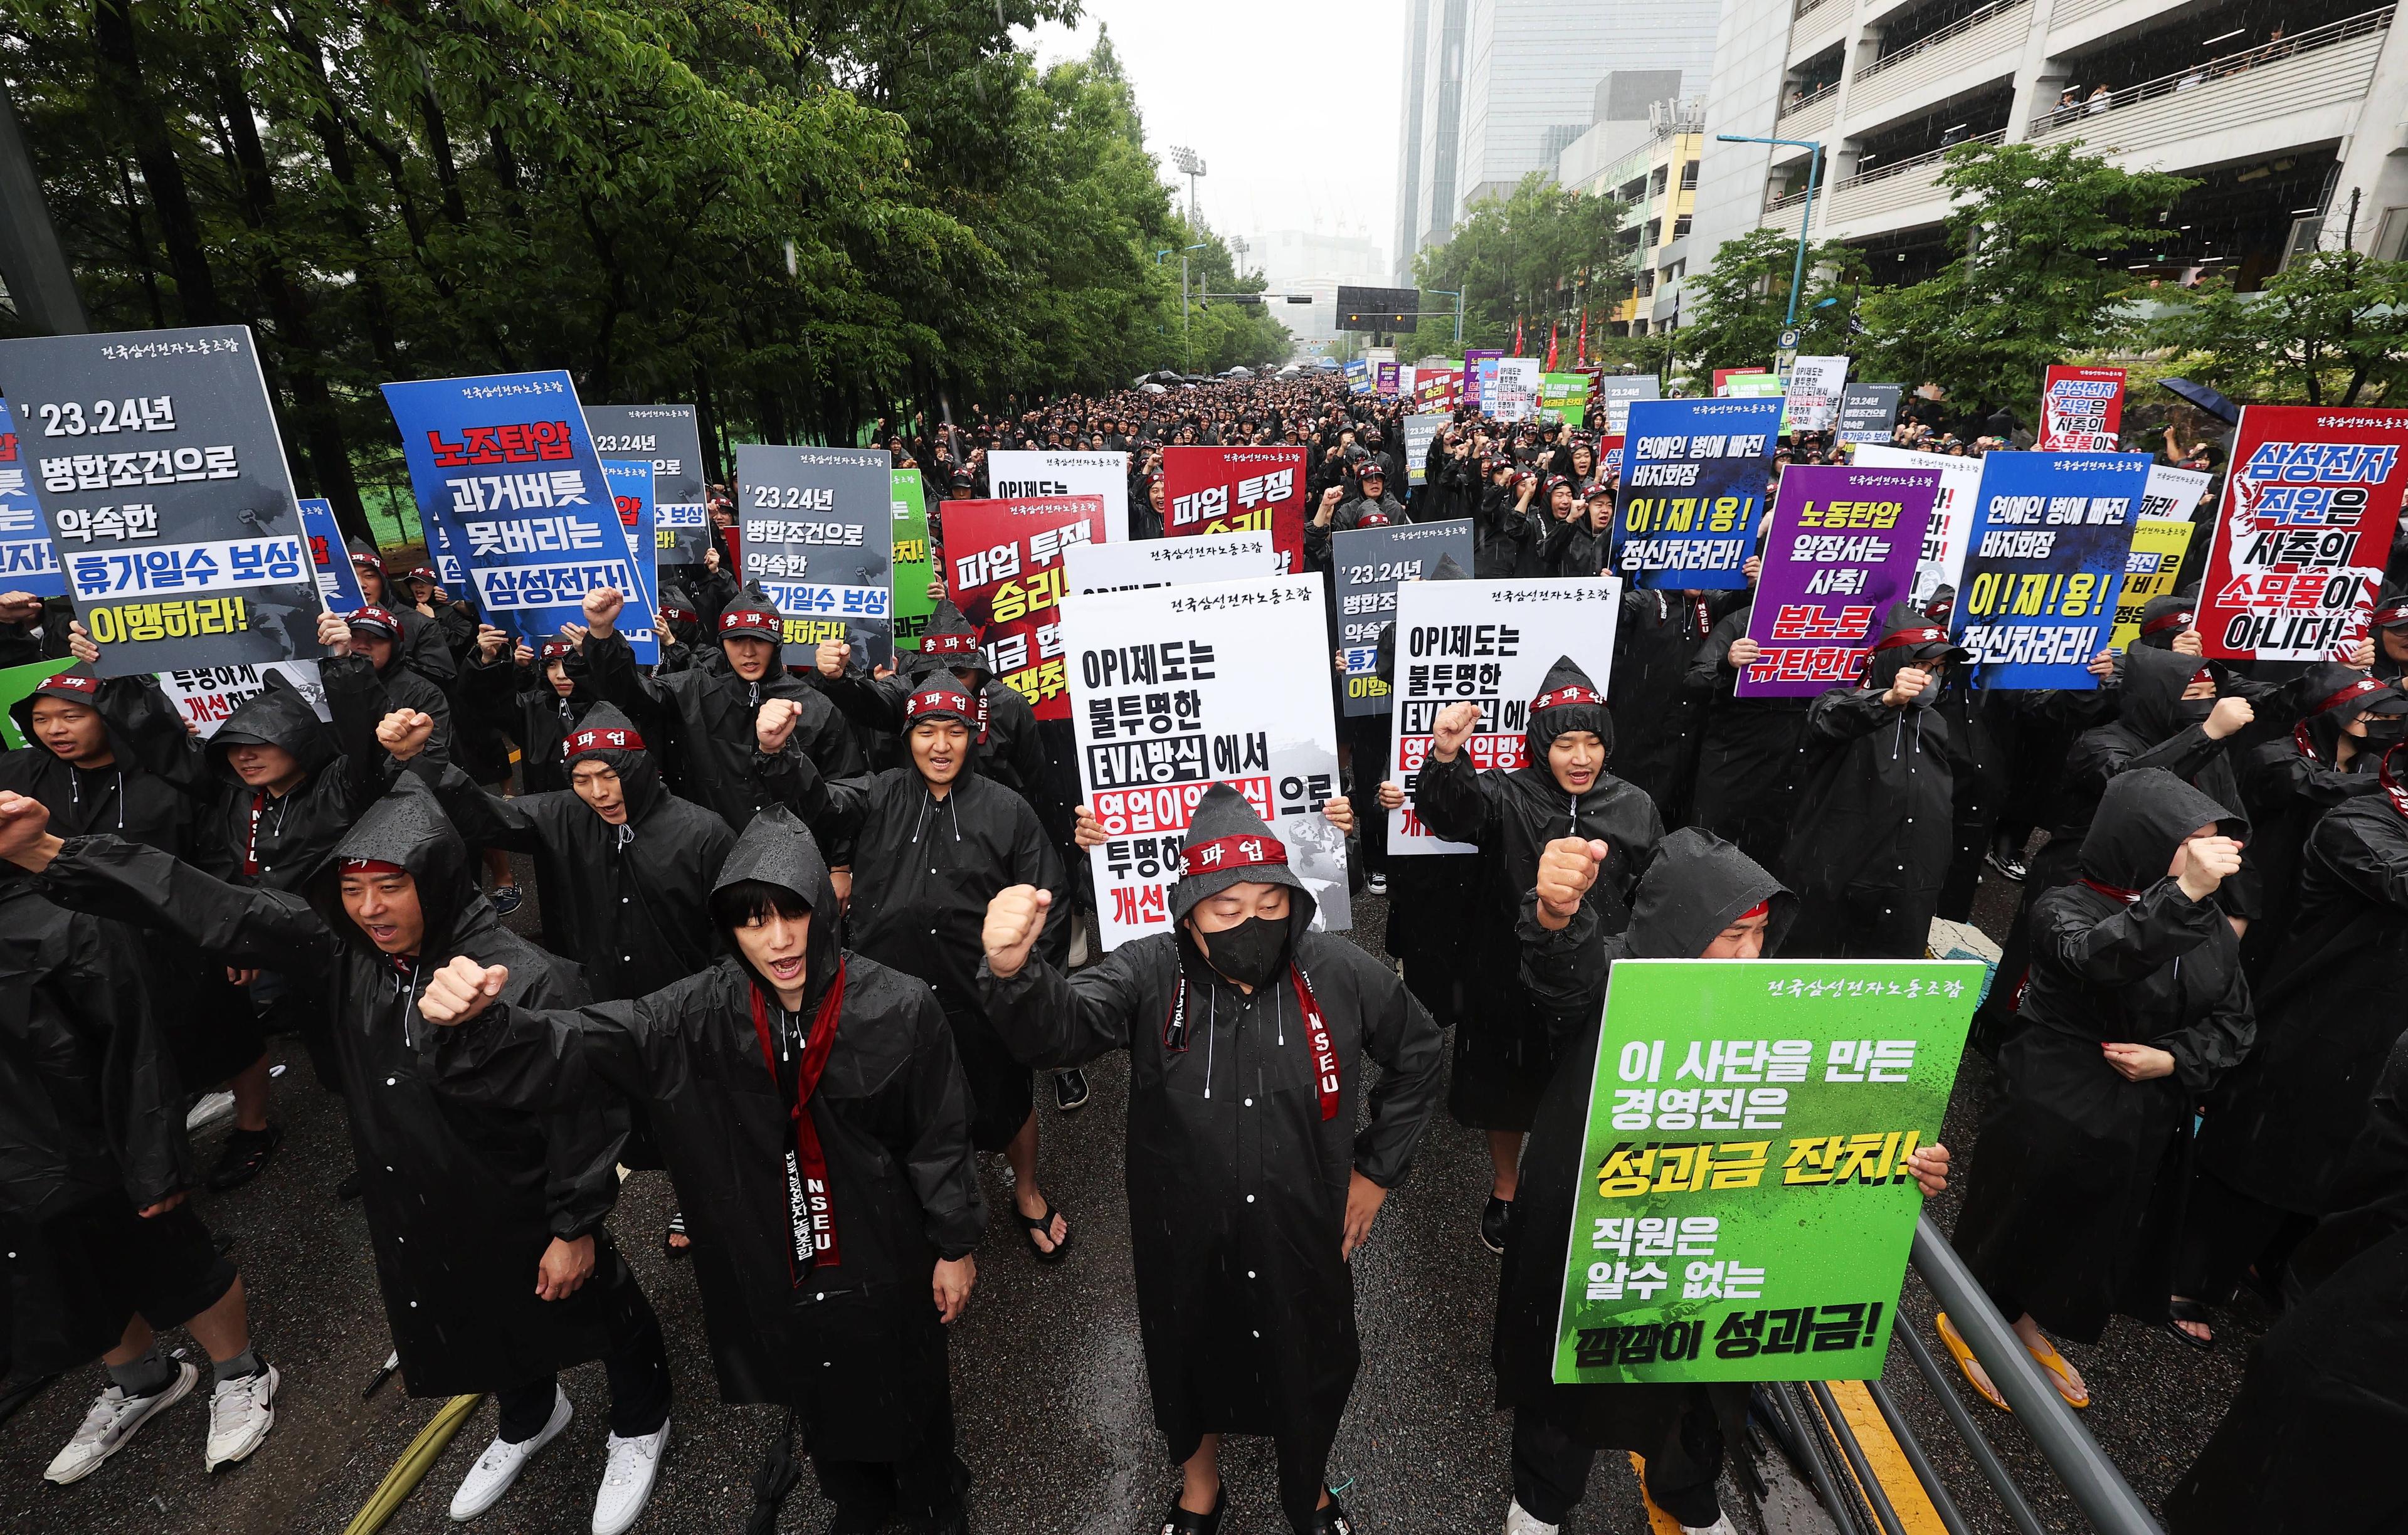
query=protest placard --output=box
[1592,376,1659,438]
[1403,413,1449,487]
[2038,366,2126,451]
[732,443,895,666]
[298,498,367,612]
[381,369,626,648]
[2141,463,2211,524]
[1950,451,2148,688]
[585,404,710,567]
[1062,531,1275,594]
[1834,384,1903,446]
[942,495,1103,720]
[1061,574,1349,949]
[986,450,1130,543]
[1541,374,1592,429]
[1736,465,1940,698]
[1386,578,1624,855]
[1851,445,1982,607]
[1413,367,1462,413]
[600,460,663,666]
[1345,361,1372,395]
[1612,398,1783,591]
[1162,445,1306,576]
[2194,406,2408,662]
[2108,519,2197,650]
[1781,356,1850,435]
[1333,519,1475,717]
[1552,957,1976,1386]
[890,468,936,650]
[0,657,74,748]
[1464,349,1504,412]
[1377,362,1400,398]
[0,398,63,598]
[1491,359,1543,422]
[0,326,327,677]
[156,662,330,737]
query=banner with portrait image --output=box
[942,495,1104,720]
[1333,519,1476,717]
[0,398,64,598]
[2194,406,2408,662]
[584,404,710,567]
[1491,358,1543,422]
[1061,574,1350,950]
[1949,451,2148,688]
[1386,578,1624,855]
[2038,366,2126,451]
[1612,398,1783,591]
[1162,445,1306,576]
[732,443,895,667]
[1736,465,1940,699]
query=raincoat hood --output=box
[658,583,704,647]
[2121,643,2218,742]
[710,804,842,1004]
[1168,783,1316,934]
[1526,654,1613,762]
[207,674,338,784]
[6,666,130,766]
[317,776,485,962]
[560,702,665,821]
[1428,552,1469,582]
[1859,603,1965,695]
[1621,826,1794,959]
[906,601,992,685]
[2133,592,2198,649]
[2078,768,2246,892]
[714,584,789,678]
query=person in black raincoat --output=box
[573,586,863,832]
[460,631,595,796]
[0,863,278,1484]
[346,544,458,688]
[1476,460,1540,579]
[1496,826,1953,1535]
[655,582,705,674]
[1684,584,1814,872]
[1412,656,1665,1253]
[1945,769,2254,1410]
[1779,607,1964,958]
[342,605,453,767]
[764,675,1074,1260]
[808,603,1050,799]
[417,806,985,1535]
[2173,741,2408,1344]
[2371,586,2408,685]
[1608,589,1719,830]
[1535,481,1612,579]
[0,778,675,1529]
[977,784,1446,1535]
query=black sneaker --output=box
[1985,847,2027,882]
[207,1124,283,1191]
[1365,871,1388,897]
[491,885,525,915]
[1480,1196,1513,1255]
[1054,1068,1091,1114]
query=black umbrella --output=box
[2159,376,2241,426]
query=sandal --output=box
[1018,1202,1072,1265]
[2022,1330,2090,1410]
[664,1210,690,1260]
[1158,1485,1224,1534]
[1934,1312,2008,1412]
[2162,1298,2215,1353]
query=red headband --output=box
[352,552,385,573]
[2313,675,2394,716]
[906,686,974,722]
[1354,512,1391,528]
[1531,684,1603,712]
[661,606,697,624]
[41,673,100,695]
[720,608,778,636]
[347,605,400,636]
[2141,609,2194,636]
[565,724,645,758]
[2372,600,2408,629]
[341,858,404,875]
[1735,899,1770,923]
[921,631,982,656]
[541,640,573,660]
[1181,833,1289,877]
[1876,626,1950,652]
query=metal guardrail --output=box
[2026,5,2396,137]
[1840,129,2007,192]
[1797,0,1835,18]
[1859,0,2031,80]
[1781,81,1840,119]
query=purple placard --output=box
[1736,463,1942,698]
[1463,348,1503,412]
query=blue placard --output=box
[600,460,662,667]
[297,497,367,612]
[1950,451,2150,689]
[379,371,630,645]
[1613,398,1783,590]
[0,398,64,598]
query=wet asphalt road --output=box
[0,856,2269,1535]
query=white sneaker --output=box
[591,1416,670,1535]
[44,1363,199,1484]
[186,1090,237,1131]
[1680,1517,1738,1535]
[206,1363,278,1471]
[450,1387,571,1520]
[1502,1500,1560,1535]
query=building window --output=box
[1673,215,1692,239]
[1645,218,1662,247]
[1637,270,1656,296]
[1650,166,1669,198]
[1680,159,1699,190]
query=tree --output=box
[2148,249,2408,406]
[1856,139,2195,417]
[1407,171,1629,356]
[1674,228,1866,379]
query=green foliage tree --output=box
[1674,228,1867,379]
[1406,171,1629,356]
[1855,139,2195,416]
[2147,248,2408,406]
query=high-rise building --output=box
[1686,0,2408,292]
[1392,0,1721,282]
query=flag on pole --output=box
[1513,317,1525,355]
[1575,309,1589,367]
[1544,323,1560,372]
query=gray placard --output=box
[1333,518,1476,716]
[586,404,711,567]
[733,443,895,666]
[1835,383,1903,445]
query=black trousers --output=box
[814,1393,968,1531]
[1511,1397,1724,1528]
[1343,712,1390,876]
[1780,881,1938,960]
[495,1247,671,1442]
[2173,1166,2314,1303]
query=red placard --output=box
[940,495,1104,719]
[2038,365,2126,451]
[1161,445,1307,575]
[2196,405,2408,662]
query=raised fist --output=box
[982,885,1052,979]
[581,586,624,633]
[1881,665,1932,709]
[419,955,509,1026]
[756,695,805,754]
[1429,700,1480,762]
[2175,833,2245,901]
[2202,695,2254,741]
[317,609,353,657]
[1534,837,1610,928]
[376,709,437,762]
[815,639,852,679]
[477,625,509,662]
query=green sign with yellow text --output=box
[1554,958,1976,1385]
[890,468,935,650]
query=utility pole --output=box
[0,84,89,333]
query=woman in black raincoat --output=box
[419,806,986,1535]
[1684,592,1813,872]
[1414,656,1665,1252]
[1780,607,1963,958]
[1946,769,2254,1410]
[977,785,1446,1535]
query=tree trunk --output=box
[89,0,220,324]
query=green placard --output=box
[890,468,936,650]
[1553,958,1977,1385]
[0,657,76,750]
[1541,373,1589,429]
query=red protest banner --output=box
[940,494,1104,720]
[2196,405,2408,662]
[2038,365,2126,450]
[1161,445,1306,575]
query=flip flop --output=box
[2023,1331,2091,1409]
[663,1210,690,1261]
[1935,1312,2008,1412]
[2162,1298,2215,1353]
[1019,1203,1071,1265]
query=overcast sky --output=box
[1018,3,1401,271]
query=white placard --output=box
[1060,530,1275,594]
[1783,355,1851,433]
[1852,444,1985,606]
[1062,574,1350,950]
[1386,578,1624,855]
[2141,463,2212,522]
[986,450,1131,544]
[156,660,330,737]
[1491,357,1543,422]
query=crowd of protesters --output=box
[0,364,2399,1535]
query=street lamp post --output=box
[1716,133,1824,327]
[1424,288,1465,346]
[1168,145,1207,226]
